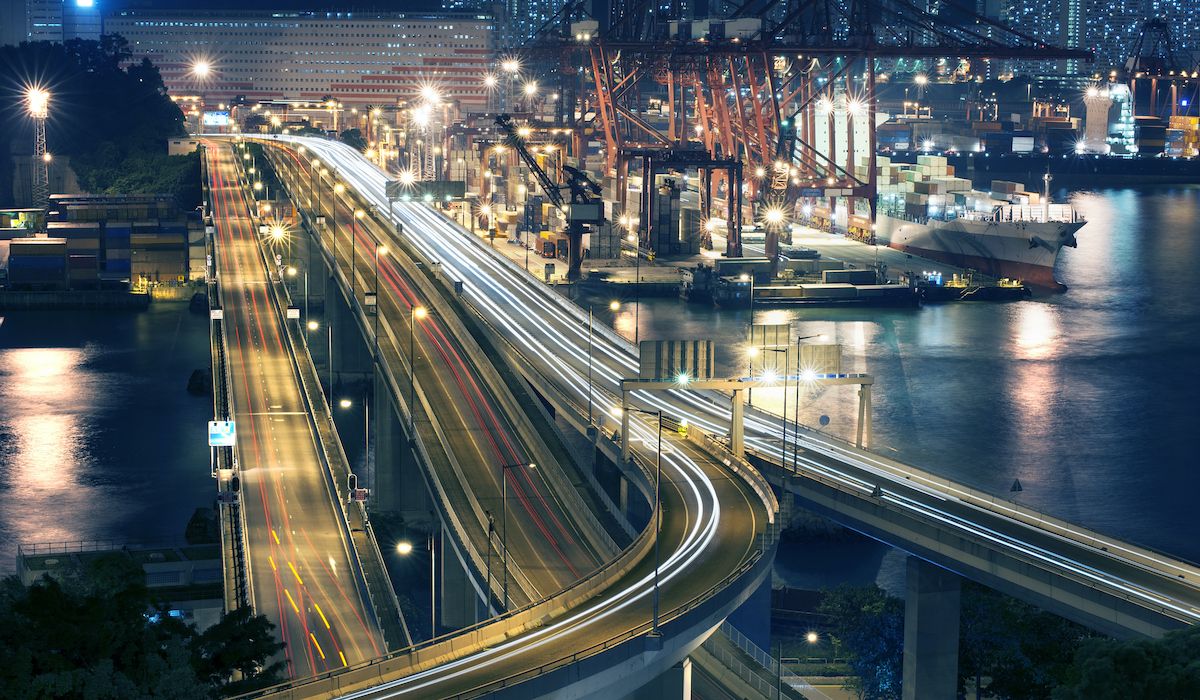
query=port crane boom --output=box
[495,113,602,281]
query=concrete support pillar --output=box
[902,557,961,700]
[439,526,477,631]
[856,384,872,449]
[730,388,745,459]
[619,474,630,518]
[324,277,373,391]
[630,657,692,700]
[372,369,418,514]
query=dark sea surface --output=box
[0,302,213,572]
[604,186,1200,566]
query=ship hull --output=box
[876,214,1083,290]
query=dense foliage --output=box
[818,584,905,699]
[0,36,197,207]
[1053,625,1200,699]
[818,581,1108,700]
[339,128,367,152]
[0,554,284,699]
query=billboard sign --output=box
[208,420,237,447]
[202,111,231,127]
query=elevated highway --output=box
[273,135,1200,643]
[230,136,777,698]
[205,142,386,679]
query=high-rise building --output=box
[104,9,497,112]
[1,0,103,45]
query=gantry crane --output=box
[495,113,603,281]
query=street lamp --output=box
[587,301,621,429]
[499,461,535,610]
[740,272,755,326]
[624,407,664,636]
[351,208,365,297]
[191,59,212,81]
[396,532,437,637]
[337,395,371,498]
[373,243,387,357]
[483,509,496,614]
[761,347,790,469]
[408,305,428,432]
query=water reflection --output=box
[3,348,91,543]
[1011,303,1060,361]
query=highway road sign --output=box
[208,420,237,447]
[210,309,224,320]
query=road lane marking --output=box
[272,529,280,545]
[285,589,300,614]
[289,560,304,586]
[314,602,330,629]
[309,633,326,660]
[338,651,347,667]
[268,556,277,571]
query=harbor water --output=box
[600,186,1200,565]
[0,302,214,572]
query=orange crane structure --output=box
[523,0,1088,259]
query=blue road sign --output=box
[208,420,236,447]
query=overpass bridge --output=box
[203,142,392,679]
[214,135,779,698]
[260,134,1199,694]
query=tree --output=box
[0,37,194,207]
[0,553,285,699]
[340,128,367,152]
[1053,625,1200,700]
[192,606,286,696]
[958,582,1092,699]
[818,584,905,700]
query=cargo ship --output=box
[868,156,1085,290]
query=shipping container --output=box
[822,269,878,284]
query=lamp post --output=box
[409,306,428,431]
[500,461,536,610]
[484,509,496,615]
[791,333,828,467]
[762,347,789,469]
[309,158,320,213]
[338,395,371,497]
[588,301,621,429]
[333,183,346,264]
[351,208,365,299]
[625,406,663,635]
[396,532,437,638]
[373,244,387,353]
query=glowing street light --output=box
[191,59,212,80]
[501,58,521,74]
[408,305,429,431]
[25,87,50,119]
[483,74,498,88]
[523,81,538,97]
[396,541,414,556]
